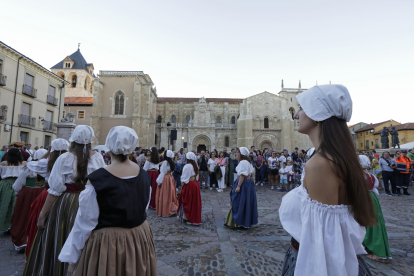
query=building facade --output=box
[0,41,67,148]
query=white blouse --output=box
[235,160,254,177]
[48,152,106,196]
[143,161,159,171]
[0,165,25,179]
[279,172,366,276]
[27,159,49,180]
[12,166,37,194]
[58,175,151,265]
[156,161,171,185]
[181,164,196,184]
[207,158,216,172]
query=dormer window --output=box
[65,63,71,68]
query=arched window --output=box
[289,107,295,120]
[231,116,236,124]
[264,118,269,128]
[157,115,162,123]
[216,116,221,124]
[225,136,229,147]
[186,115,191,123]
[115,91,125,115]
[171,115,176,123]
[57,71,65,80]
[71,74,77,88]
[84,79,87,89]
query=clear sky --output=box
[2,0,413,125]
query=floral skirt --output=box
[73,221,158,276]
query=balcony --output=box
[47,95,59,106]
[43,121,57,132]
[18,114,36,127]
[0,74,6,86]
[22,84,37,98]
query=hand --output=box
[37,217,46,229]
[67,264,76,276]
[235,186,241,193]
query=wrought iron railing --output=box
[22,84,37,98]
[0,74,6,86]
[43,121,57,132]
[18,114,36,127]
[47,95,58,106]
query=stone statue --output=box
[60,112,75,123]
[391,126,400,148]
[380,127,390,149]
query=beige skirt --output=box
[74,220,158,276]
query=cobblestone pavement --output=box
[1,185,413,276]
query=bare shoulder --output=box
[304,154,341,205]
[0,161,7,166]
[22,161,27,166]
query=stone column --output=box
[56,122,76,141]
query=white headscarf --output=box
[296,84,353,122]
[50,139,70,153]
[33,149,47,160]
[165,150,174,159]
[186,152,196,161]
[239,147,249,156]
[105,126,139,155]
[69,125,95,144]
[358,155,371,169]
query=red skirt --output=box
[25,189,48,259]
[147,170,159,209]
[178,180,202,225]
[10,186,44,251]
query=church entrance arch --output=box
[192,134,211,153]
[254,133,280,151]
[260,140,273,150]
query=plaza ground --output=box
[1,186,413,276]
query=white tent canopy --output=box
[399,141,414,149]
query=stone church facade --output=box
[53,50,312,151]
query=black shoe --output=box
[397,192,402,196]
[386,192,393,196]
[403,192,411,195]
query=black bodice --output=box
[87,167,151,230]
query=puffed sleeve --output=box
[58,184,99,265]
[12,166,31,194]
[143,161,150,171]
[180,164,193,184]
[372,175,379,195]
[156,161,170,185]
[47,153,72,196]
[235,160,254,176]
[27,159,49,178]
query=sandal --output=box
[367,254,389,263]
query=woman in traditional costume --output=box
[24,139,69,259]
[59,126,157,276]
[224,147,258,229]
[143,147,160,209]
[24,126,105,276]
[359,155,392,263]
[155,150,178,217]
[279,84,374,276]
[10,149,47,252]
[178,152,202,225]
[0,148,26,232]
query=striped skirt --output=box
[24,191,80,276]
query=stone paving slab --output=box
[1,185,413,275]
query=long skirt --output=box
[73,221,158,276]
[25,189,48,259]
[24,191,80,276]
[363,191,392,259]
[225,178,258,228]
[155,175,178,217]
[147,171,159,209]
[281,242,372,276]
[0,178,17,231]
[10,180,44,251]
[178,180,202,225]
